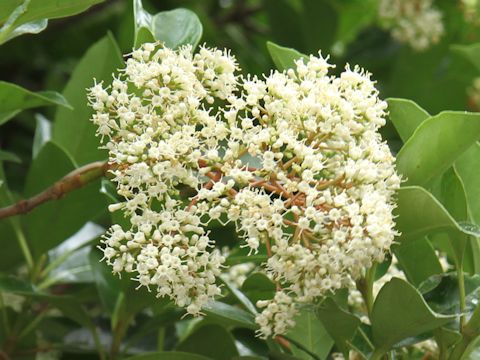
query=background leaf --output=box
[52,33,123,166]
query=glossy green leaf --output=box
[125,352,212,360]
[53,34,123,165]
[0,0,103,44]
[396,112,480,186]
[204,301,257,329]
[133,1,202,49]
[371,278,455,352]
[0,0,104,25]
[23,141,107,258]
[176,324,239,360]
[266,41,307,72]
[387,98,430,143]
[316,298,361,356]
[0,81,71,125]
[395,186,480,242]
[287,309,333,360]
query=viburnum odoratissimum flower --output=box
[88,42,400,338]
[378,0,444,51]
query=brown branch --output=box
[0,161,109,220]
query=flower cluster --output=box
[88,42,400,338]
[378,0,444,51]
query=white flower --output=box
[89,42,400,337]
[378,0,444,51]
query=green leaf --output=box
[451,43,480,73]
[421,273,480,314]
[396,112,480,187]
[0,0,104,25]
[176,324,238,360]
[204,301,257,329]
[456,143,480,225]
[23,141,107,258]
[0,273,35,294]
[32,113,51,159]
[287,308,333,360]
[0,274,95,330]
[371,278,455,352]
[220,277,258,315]
[0,150,21,163]
[45,222,104,284]
[0,81,71,125]
[387,98,430,143]
[395,186,480,242]
[125,352,213,360]
[393,237,443,287]
[52,33,123,166]
[266,41,307,72]
[133,2,202,49]
[241,272,276,304]
[316,298,361,356]
[0,0,104,44]
[334,0,379,50]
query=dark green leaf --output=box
[393,237,443,287]
[89,248,121,314]
[204,301,257,329]
[176,324,238,360]
[316,298,361,356]
[23,141,107,257]
[371,278,455,352]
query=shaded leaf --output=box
[23,141,107,257]
[371,278,455,352]
[316,298,361,356]
[176,324,238,360]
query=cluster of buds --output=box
[88,42,400,337]
[378,0,444,51]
